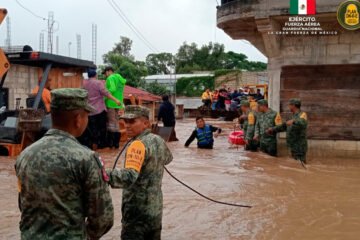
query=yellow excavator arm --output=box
[0,8,10,80]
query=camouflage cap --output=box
[289,98,301,106]
[240,100,250,107]
[257,99,268,106]
[121,105,150,119]
[51,88,95,112]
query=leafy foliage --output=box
[146,53,175,75]
[174,42,267,73]
[144,81,169,96]
[176,76,215,97]
[102,36,147,88]
[101,37,266,91]
[103,36,134,62]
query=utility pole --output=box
[55,35,59,55]
[47,11,54,53]
[92,23,97,64]
[68,42,72,57]
[76,34,81,59]
[39,32,45,52]
[5,16,11,49]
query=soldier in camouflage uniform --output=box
[254,99,282,157]
[268,98,308,163]
[239,100,258,151]
[107,105,173,240]
[15,88,114,239]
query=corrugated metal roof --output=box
[176,97,202,109]
[144,73,213,81]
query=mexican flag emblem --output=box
[290,0,316,15]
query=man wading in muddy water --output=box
[107,105,173,240]
[267,98,308,163]
[184,117,222,149]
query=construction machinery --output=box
[0,8,10,92]
[0,7,96,156]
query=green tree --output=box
[104,53,147,88]
[145,53,175,75]
[102,37,148,88]
[175,42,198,73]
[144,81,169,96]
[176,76,215,97]
[174,42,267,73]
[103,36,134,62]
[223,51,266,71]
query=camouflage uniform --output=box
[15,88,114,239]
[255,100,282,156]
[107,105,173,240]
[240,100,258,151]
[273,99,308,162]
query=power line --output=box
[111,0,159,52]
[106,0,158,53]
[15,0,47,20]
[107,0,157,52]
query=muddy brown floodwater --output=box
[0,119,359,240]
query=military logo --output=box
[125,140,146,173]
[248,112,255,125]
[337,0,360,30]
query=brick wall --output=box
[215,71,268,89]
[3,64,40,110]
[3,65,85,110]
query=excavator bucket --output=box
[0,9,7,24]
[0,48,9,80]
[0,9,10,81]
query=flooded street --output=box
[1,119,359,239]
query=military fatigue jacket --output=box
[274,111,308,155]
[15,129,114,240]
[255,109,282,143]
[108,129,173,230]
[243,110,257,141]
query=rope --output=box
[112,139,252,208]
[112,138,134,170]
[164,166,252,208]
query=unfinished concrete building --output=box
[217,0,360,158]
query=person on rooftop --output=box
[201,89,212,108]
[103,66,126,149]
[80,69,121,149]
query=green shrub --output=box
[176,76,215,97]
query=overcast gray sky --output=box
[0,0,267,65]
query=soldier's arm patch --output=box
[248,112,255,125]
[275,113,282,126]
[300,112,308,121]
[125,140,146,173]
